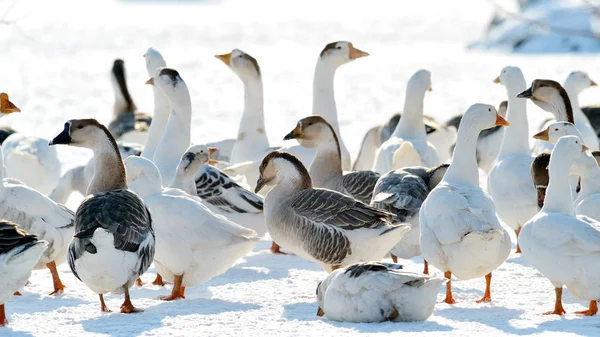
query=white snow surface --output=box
[2,0,600,336]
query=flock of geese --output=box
[2,40,600,326]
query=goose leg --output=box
[159,275,185,301]
[99,294,111,312]
[13,291,21,296]
[135,277,144,287]
[575,300,598,316]
[543,287,566,315]
[331,265,341,271]
[423,260,429,275]
[47,261,66,295]
[0,304,7,326]
[120,285,142,314]
[180,286,186,297]
[444,271,456,304]
[270,242,287,255]
[390,254,398,263]
[476,273,493,303]
[152,274,167,286]
[515,228,522,254]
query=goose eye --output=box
[336,46,341,50]
[488,108,491,112]
[238,55,243,58]
[555,128,558,131]
[77,125,83,129]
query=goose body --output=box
[0,221,47,326]
[373,70,439,174]
[573,151,600,221]
[420,104,511,304]
[315,262,445,323]
[256,151,410,273]
[49,118,155,313]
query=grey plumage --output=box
[0,221,38,255]
[344,262,403,278]
[341,170,381,204]
[68,189,154,281]
[108,112,152,140]
[582,105,600,137]
[194,165,263,213]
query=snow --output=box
[2,0,600,336]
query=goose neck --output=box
[310,136,342,187]
[548,92,574,124]
[443,121,480,187]
[392,86,426,138]
[141,86,170,159]
[88,134,127,195]
[499,82,530,155]
[312,61,340,134]
[542,151,575,214]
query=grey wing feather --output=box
[0,222,39,255]
[342,170,381,204]
[108,112,152,139]
[371,169,429,220]
[195,166,263,213]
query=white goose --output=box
[372,70,439,174]
[49,119,155,313]
[315,262,445,323]
[487,66,537,254]
[124,155,260,301]
[140,47,168,160]
[420,103,511,304]
[0,222,47,326]
[256,151,410,272]
[519,135,600,316]
[563,71,599,150]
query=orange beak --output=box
[583,144,590,152]
[591,79,598,87]
[145,77,154,85]
[427,87,433,92]
[0,93,21,114]
[493,76,501,84]
[532,128,549,141]
[316,307,325,317]
[495,114,510,127]
[215,53,232,65]
[348,43,369,60]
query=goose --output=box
[446,101,508,174]
[48,143,143,205]
[370,163,449,272]
[140,48,168,160]
[420,103,511,304]
[255,151,410,272]
[107,59,152,145]
[519,135,600,316]
[0,221,47,326]
[563,71,599,150]
[123,155,260,301]
[372,70,439,174]
[283,115,380,204]
[315,262,445,323]
[487,66,537,254]
[354,114,457,170]
[49,119,155,313]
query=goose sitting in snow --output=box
[48,143,143,205]
[519,135,600,316]
[445,101,508,174]
[420,103,511,304]
[49,119,155,313]
[124,155,260,301]
[283,115,380,204]
[0,221,47,326]
[487,66,537,254]
[315,262,445,323]
[107,59,152,145]
[255,151,410,272]
[370,163,448,272]
[372,70,439,174]
[354,114,457,170]
[563,71,599,151]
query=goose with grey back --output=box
[49,119,155,313]
[283,115,380,204]
[419,104,511,304]
[123,155,260,301]
[370,163,448,272]
[0,221,47,326]
[315,262,445,323]
[487,66,537,254]
[372,70,439,174]
[107,59,152,145]
[255,151,410,273]
[562,71,599,150]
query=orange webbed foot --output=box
[120,304,143,314]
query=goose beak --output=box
[427,87,433,92]
[49,124,72,146]
[255,177,269,193]
[0,94,21,114]
[517,87,533,98]
[493,76,501,84]
[591,79,598,87]
[317,307,325,317]
[348,44,369,60]
[208,147,218,156]
[583,144,590,152]
[532,128,549,141]
[145,77,154,85]
[495,114,510,127]
[208,159,220,165]
[283,125,304,141]
[215,53,232,65]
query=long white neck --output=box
[312,61,339,134]
[152,85,192,185]
[168,159,202,195]
[548,93,573,123]
[231,77,269,162]
[443,119,481,187]
[88,136,127,195]
[543,151,575,214]
[141,86,170,159]
[309,135,342,187]
[498,79,530,155]
[392,85,426,139]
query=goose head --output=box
[49,119,117,151]
[123,156,162,197]
[0,93,21,116]
[318,41,369,68]
[494,66,526,90]
[564,71,597,94]
[460,103,509,132]
[255,151,312,193]
[283,115,338,149]
[215,49,261,81]
[407,69,433,93]
[177,144,219,174]
[146,67,187,99]
[517,79,572,120]
[143,47,167,77]
[532,121,584,144]
[552,136,588,162]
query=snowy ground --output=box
[2,0,600,336]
